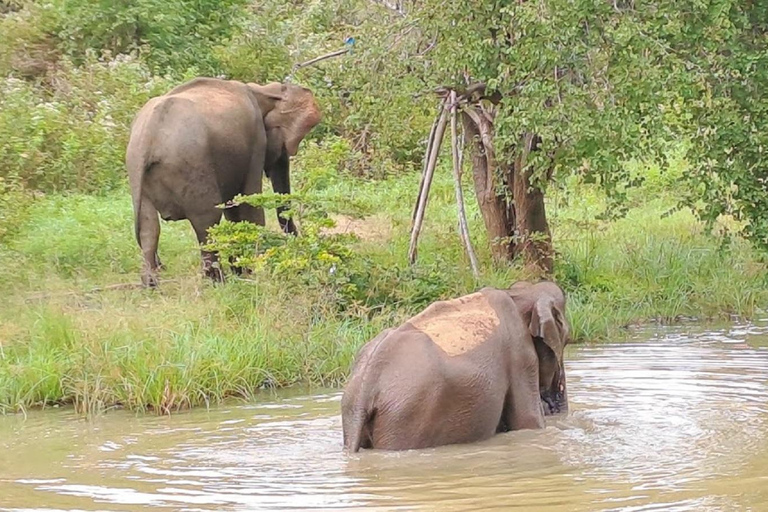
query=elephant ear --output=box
[529,297,567,367]
[255,82,321,157]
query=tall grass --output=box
[1,278,390,415]
[1,0,766,415]
[0,171,765,414]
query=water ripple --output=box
[0,322,766,511]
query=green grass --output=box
[0,169,766,414]
[0,275,392,415]
[2,0,766,417]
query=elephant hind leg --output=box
[228,157,265,227]
[189,209,224,283]
[137,196,161,287]
[221,157,265,276]
[222,204,262,277]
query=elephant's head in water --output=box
[507,281,570,415]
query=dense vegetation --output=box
[0,0,766,414]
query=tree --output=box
[319,0,768,270]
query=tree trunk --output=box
[511,133,553,274]
[461,102,553,272]
[461,108,514,262]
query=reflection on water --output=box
[1,322,767,511]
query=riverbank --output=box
[3,323,767,510]
[1,171,766,414]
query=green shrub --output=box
[0,56,172,194]
[206,189,453,317]
[292,135,355,187]
[0,180,32,241]
[44,0,250,76]
[0,4,54,78]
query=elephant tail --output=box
[131,169,143,249]
[129,153,157,249]
[343,401,371,453]
[126,98,161,250]
[342,328,395,452]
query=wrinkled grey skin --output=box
[341,281,570,452]
[126,77,321,286]
[507,281,570,417]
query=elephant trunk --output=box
[541,361,568,416]
[556,362,568,414]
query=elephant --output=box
[125,77,321,286]
[341,281,570,452]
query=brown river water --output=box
[1,322,768,511]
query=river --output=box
[1,322,767,511]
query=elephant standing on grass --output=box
[342,281,570,451]
[126,77,321,286]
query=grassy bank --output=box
[1,166,766,414]
[1,0,767,416]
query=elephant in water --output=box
[341,281,570,452]
[126,77,322,286]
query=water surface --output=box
[1,322,767,511]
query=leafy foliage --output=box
[206,189,452,315]
[674,4,768,251]
[43,0,249,75]
[310,0,768,253]
[0,55,173,195]
[206,191,363,272]
[1,0,768,413]
[2,0,767,253]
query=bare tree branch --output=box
[412,111,441,223]
[450,90,480,278]
[293,48,350,71]
[409,98,449,264]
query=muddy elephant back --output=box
[407,292,501,356]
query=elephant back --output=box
[407,292,500,356]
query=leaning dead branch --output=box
[292,48,350,71]
[409,81,553,272]
[412,111,441,223]
[408,97,449,264]
[449,90,480,277]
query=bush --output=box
[0,179,32,241]
[43,0,250,76]
[0,56,173,194]
[206,189,453,317]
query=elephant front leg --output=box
[201,250,224,282]
[276,205,296,235]
[504,360,546,430]
[189,209,225,283]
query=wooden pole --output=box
[292,48,349,70]
[409,98,449,264]
[412,111,441,224]
[450,90,480,278]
